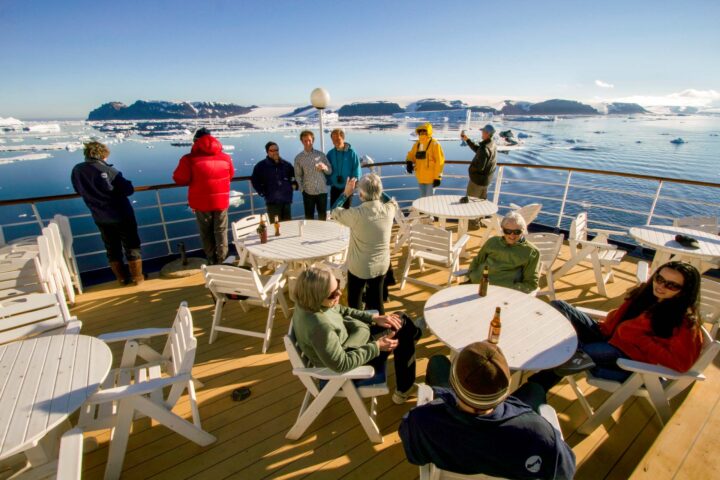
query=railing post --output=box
[492,166,504,205]
[646,180,664,225]
[30,202,44,231]
[155,191,173,255]
[248,180,255,215]
[556,170,573,229]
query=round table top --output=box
[629,225,720,260]
[412,195,498,219]
[244,219,350,263]
[0,334,112,460]
[423,285,577,371]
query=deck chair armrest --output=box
[575,306,607,319]
[86,373,192,403]
[452,234,470,254]
[293,365,375,380]
[588,227,627,237]
[262,264,288,294]
[452,268,469,278]
[636,261,650,284]
[57,427,84,480]
[66,319,82,335]
[98,328,173,343]
[615,358,701,380]
[575,238,618,250]
[538,404,563,437]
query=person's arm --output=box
[294,156,304,193]
[466,138,480,152]
[250,164,265,197]
[516,247,540,293]
[111,171,135,197]
[321,153,332,175]
[467,245,489,283]
[398,409,435,467]
[552,434,577,480]
[228,156,235,179]
[432,142,445,181]
[310,323,379,373]
[351,150,362,180]
[624,323,703,372]
[172,156,191,186]
[336,304,374,324]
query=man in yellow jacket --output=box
[406,123,445,197]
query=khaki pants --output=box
[195,209,228,264]
[466,181,489,199]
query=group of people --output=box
[70,124,707,479]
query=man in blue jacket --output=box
[326,129,362,209]
[251,142,297,221]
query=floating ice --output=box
[670,138,686,144]
[229,190,244,208]
[0,153,53,164]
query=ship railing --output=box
[0,161,718,273]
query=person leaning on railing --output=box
[467,211,540,293]
[70,141,144,286]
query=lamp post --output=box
[310,87,330,152]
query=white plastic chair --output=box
[78,302,216,480]
[392,207,432,254]
[52,215,83,294]
[400,224,469,290]
[202,263,288,353]
[481,203,543,242]
[698,277,720,337]
[0,292,79,345]
[526,232,564,300]
[565,314,719,435]
[416,384,563,480]
[284,325,388,443]
[553,212,627,296]
[230,214,269,270]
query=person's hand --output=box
[405,160,414,174]
[291,180,299,190]
[377,333,398,352]
[460,132,468,141]
[315,162,328,172]
[373,312,402,331]
[344,177,357,197]
[433,179,441,188]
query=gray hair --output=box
[357,173,383,201]
[500,211,527,234]
[292,266,334,312]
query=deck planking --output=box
[66,224,719,479]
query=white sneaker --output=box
[392,383,418,404]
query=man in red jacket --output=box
[173,128,235,264]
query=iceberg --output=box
[23,124,61,133]
[0,153,53,165]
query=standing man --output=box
[251,141,297,221]
[461,124,497,199]
[294,130,332,220]
[406,123,445,197]
[173,127,234,265]
[71,141,144,286]
[326,128,362,209]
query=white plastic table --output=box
[244,220,349,265]
[424,284,577,388]
[629,225,720,273]
[412,194,498,240]
[0,334,112,466]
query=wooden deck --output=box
[67,225,719,479]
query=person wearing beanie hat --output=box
[399,342,576,479]
[173,127,235,264]
[461,124,497,201]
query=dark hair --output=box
[621,261,700,337]
[299,130,314,141]
[193,127,211,141]
[265,141,278,153]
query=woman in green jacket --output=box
[291,265,421,404]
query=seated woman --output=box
[291,265,420,404]
[531,261,704,387]
[330,173,397,314]
[467,211,540,293]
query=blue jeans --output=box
[418,183,435,197]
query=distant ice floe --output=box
[229,190,245,208]
[223,145,235,151]
[0,117,23,127]
[0,153,53,165]
[24,124,61,133]
[0,142,82,153]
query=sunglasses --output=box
[416,129,427,134]
[653,273,683,291]
[327,279,342,300]
[268,149,279,153]
[503,228,523,236]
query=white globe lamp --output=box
[310,88,330,151]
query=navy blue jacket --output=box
[399,387,576,479]
[71,160,136,223]
[251,156,295,204]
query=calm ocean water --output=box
[1,115,719,270]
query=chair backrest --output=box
[202,264,265,300]
[513,203,543,226]
[52,215,74,256]
[699,278,720,335]
[673,216,719,235]
[664,326,720,400]
[568,212,588,243]
[231,214,268,243]
[408,224,453,259]
[526,232,564,273]
[164,302,199,406]
[284,327,320,396]
[0,292,72,344]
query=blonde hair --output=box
[83,141,110,161]
[292,266,334,312]
[330,128,345,139]
[299,130,315,141]
[358,173,383,201]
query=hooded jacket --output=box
[71,159,136,223]
[173,135,235,211]
[467,235,540,293]
[406,123,446,184]
[326,143,362,189]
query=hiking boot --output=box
[128,258,145,286]
[554,350,596,376]
[109,261,127,286]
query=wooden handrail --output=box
[1,162,718,207]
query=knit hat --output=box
[482,124,496,135]
[193,127,211,141]
[449,341,511,410]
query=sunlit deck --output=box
[68,224,720,479]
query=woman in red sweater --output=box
[535,261,703,384]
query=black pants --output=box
[302,192,327,220]
[347,270,385,314]
[96,218,141,262]
[330,186,351,209]
[195,209,228,265]
[266,203,292,222]
[370,315,420,393]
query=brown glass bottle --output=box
[488,307,501,344]
[274,216,280,236]
[478,265,489,297]
[257,217,268,244]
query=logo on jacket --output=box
[525,455,542,473]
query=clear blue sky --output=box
[1,0,718,119]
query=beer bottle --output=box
[257,217,268,244]
[274,216,281,236]
[479,265,489,297]
[488,307,501,344]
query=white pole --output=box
[465,109,471,131]
[318,109,325,152]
